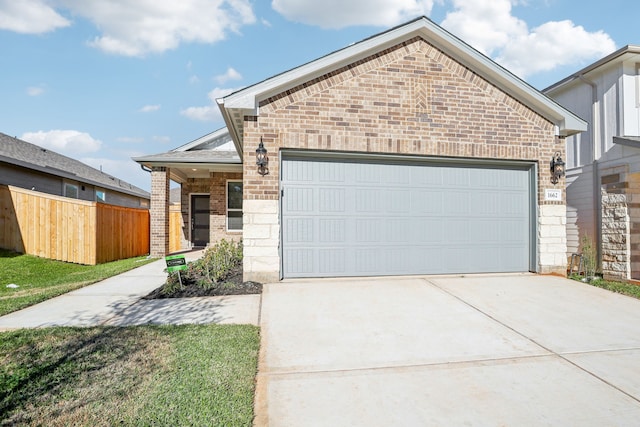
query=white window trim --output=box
[96,188,106,202]
[63,181,79,199]
[226,180,243,232]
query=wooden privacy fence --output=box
[169,204,183,253]
[0,185,149,265]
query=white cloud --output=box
[441,0,615,78]
[139,104,161,113]
[180,86,241,122]
[58,0,256,56]
[214,67,242,84]
[0,0,70,33]
[26,86,45,96]
[272,0,434,29]
[21,130,102,155]
[180,105,220,122]
[496,20,616,77]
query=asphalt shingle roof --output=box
[0,132,149,199]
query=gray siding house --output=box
[0,133,149,208]
[544,45,640,280]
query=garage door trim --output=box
[279,150,538,279]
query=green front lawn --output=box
[0,249,156,316]
[0,324,260,426]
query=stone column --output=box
[242,199,280,283]
[150,166,170,258]
[538,204,567,275]
[600,170,630,280]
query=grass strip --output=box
[582,277,640,299]
[0,324,260,426]
[0,249,156,316]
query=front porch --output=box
[134,129,242,257]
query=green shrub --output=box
[160,240,242,295]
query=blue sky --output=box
[0,0,634,191]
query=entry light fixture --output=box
[256,138,269,176]
[550,151,565,184]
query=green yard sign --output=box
[165,254,187,273]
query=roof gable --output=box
[133,127,240,164]
[0,133,149,199]
[172,127,235,152]
[218,16,586,158]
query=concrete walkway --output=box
[255,274,640,426]
[0,251,260,331]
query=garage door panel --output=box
[284,249,314,276]
[412,191,443,213]
[318,188,345,212]
[355,218,383,242]
[355,163,381,183]
[286,187,314,212]
[356,189,383,213]
[282,157,532,278]
[319,249,346,274]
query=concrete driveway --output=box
[255,274,640,426]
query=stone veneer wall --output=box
[538,205,567,275]
[598,167,640,280]
[240,37,566,282]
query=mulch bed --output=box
[144,264,262,299]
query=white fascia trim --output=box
[217,97,245,161]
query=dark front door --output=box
[191,195,210,247]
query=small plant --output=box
[161,271,183,295]
[580,234,597,279]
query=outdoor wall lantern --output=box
[256,138,269,176]
[550,151,565,184]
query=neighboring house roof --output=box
[218,16,587,160]
[543,45,640,93]
[0,132,149,199]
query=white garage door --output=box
[281,155,533,278]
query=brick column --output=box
[150,166,170,258]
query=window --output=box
[227,181,243,231]
[64,182,79,199]
[96,189,106,202]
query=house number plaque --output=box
[544,189,562,201]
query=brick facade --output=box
[150,166,169,257]
[241,37,566,281]
[179,172,243,250]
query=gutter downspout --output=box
[579,75,602,272]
